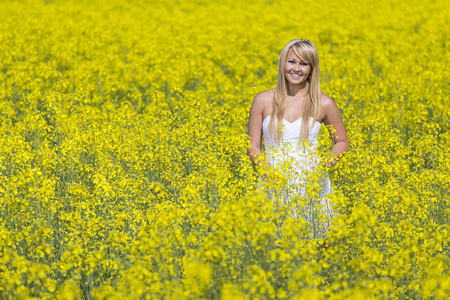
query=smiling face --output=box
[284,47,312,87]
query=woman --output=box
[247,39,349,236]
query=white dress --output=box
[261,115,333,237]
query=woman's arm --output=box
[321,94,349,165]
[247,92,269,165]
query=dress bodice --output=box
[262,115,322,169]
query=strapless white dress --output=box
[262,115,333,237]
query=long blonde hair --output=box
[268,39,321,142]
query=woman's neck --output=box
[286,83,308,98]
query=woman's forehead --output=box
[289,47,308,61]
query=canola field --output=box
[1,0,450,298]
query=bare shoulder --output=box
[320,92,337,110]
[253,89,274,105]
[320,92,344,126]
[251,89,274,115]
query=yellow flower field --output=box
[0,0,449,298]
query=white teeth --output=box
[291,74,301,78]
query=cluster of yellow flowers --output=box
[1,0,449,298]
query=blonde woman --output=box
[247,39,349,235]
